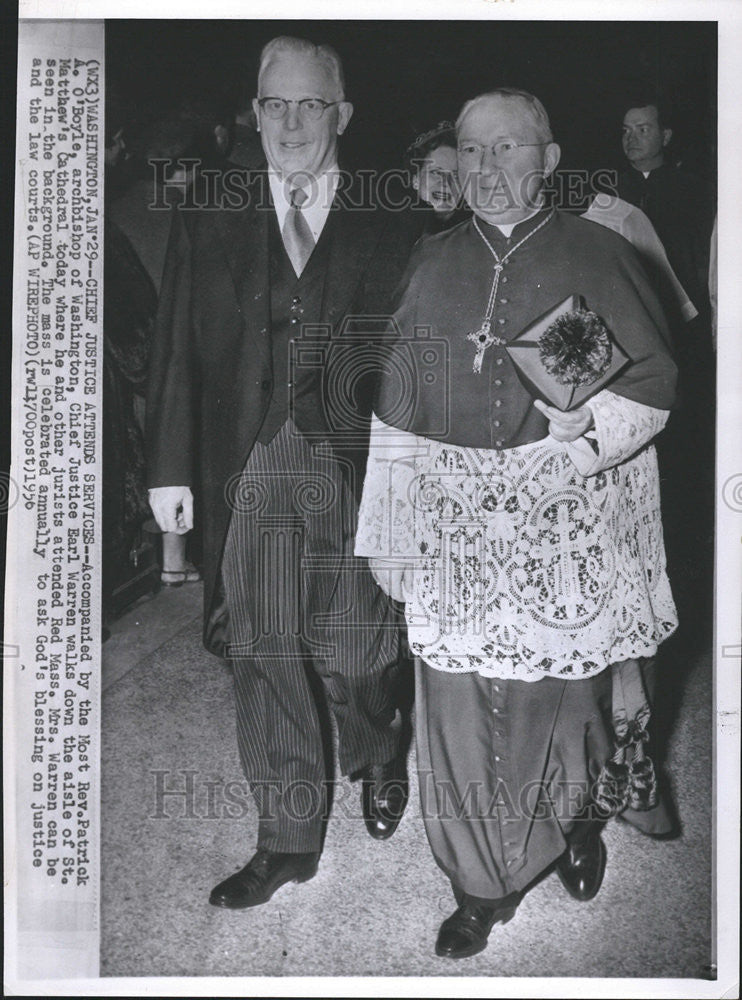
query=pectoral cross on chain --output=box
[467,262,506,373]
[468,211,555,375]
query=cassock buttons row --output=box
[491,683,508,770]
[493,358,506,448]
[493,401,505,447]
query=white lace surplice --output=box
[355,390,678,682]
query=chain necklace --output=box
[467,209,555,373]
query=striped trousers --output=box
[221,420,402,852]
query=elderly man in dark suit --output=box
[147,35,414,910]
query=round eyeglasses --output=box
[257,97,340,121]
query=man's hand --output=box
[534,400,595,442]
[368,557,411,603]
[148,486,194,534]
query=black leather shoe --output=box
[359,756,409,840]
[435,897,519,960]
[555,826,607,901]
[208,848,319,909]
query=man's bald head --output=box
[456,88,553,143]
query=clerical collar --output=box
[632,161,665,179]
[476,206,553,245]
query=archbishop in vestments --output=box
[355,88,679,960]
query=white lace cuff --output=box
[566,389,670,477]
[355,414,427,560]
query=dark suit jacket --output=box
[146,170,417,656]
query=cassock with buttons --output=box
[356,206,679,901]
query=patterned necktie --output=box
[282,186,315,276]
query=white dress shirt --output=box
[268,168,340,244]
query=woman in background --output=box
[403,121,469,240]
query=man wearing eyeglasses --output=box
[147,35,415,912]
[357,88,679,959]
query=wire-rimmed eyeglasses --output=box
[257,97,340,121]
[458,140,549,159]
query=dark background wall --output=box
[106,19,717,182]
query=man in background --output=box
[617,95,711,314]
[617,94,715,617]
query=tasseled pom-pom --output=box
[627,719,650,744]
[593,759,630,816]
[628,756,658,810]
[538,310,613,387]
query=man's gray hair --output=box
[456,88,553,142]
[257,36,346,100]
